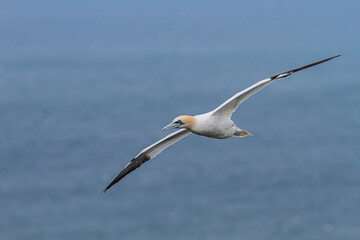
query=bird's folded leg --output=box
[233,129,253,137]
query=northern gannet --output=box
[103,55,340,192]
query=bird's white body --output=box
[103,55,340,192]
[192,112,239,139]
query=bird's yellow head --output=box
[162,115,196,131]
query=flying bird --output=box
[103,55,340,192]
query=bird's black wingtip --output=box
[101,187,109,193]
[270,54,342,80]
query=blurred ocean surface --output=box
[1,1,360,240]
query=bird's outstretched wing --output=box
[102,129,191,192]
[211,55,341,119]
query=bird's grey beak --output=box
[162,122,181,131]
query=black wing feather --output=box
[270,55,341,80]
[102,154,151,193]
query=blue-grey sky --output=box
[1,0,359,61]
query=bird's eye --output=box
[175,120,183,124]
